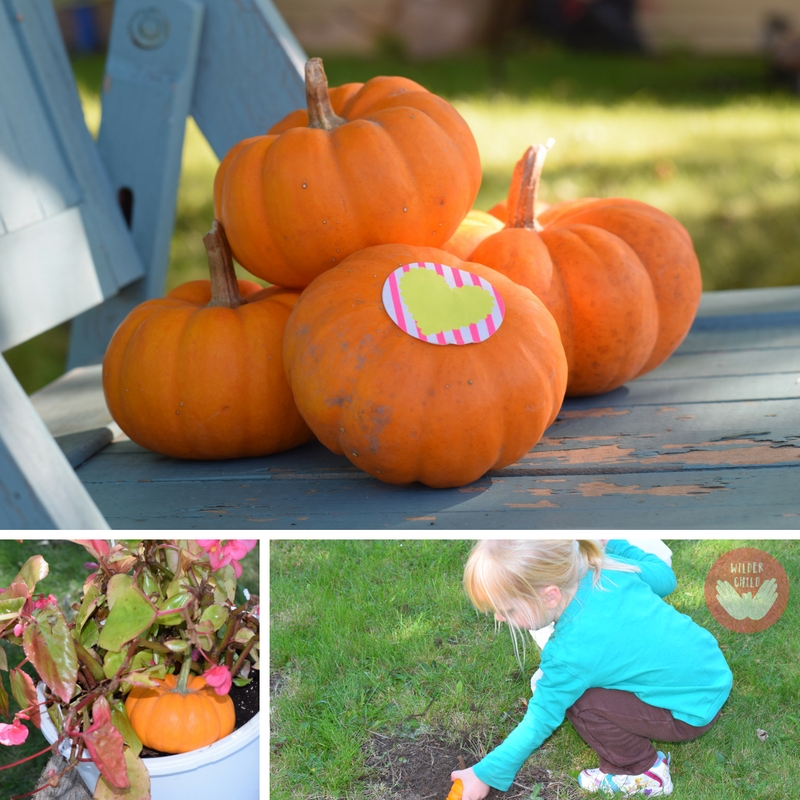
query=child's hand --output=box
[449,767,490,800]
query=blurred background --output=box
[5,0,800,394]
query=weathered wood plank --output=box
[696,286,800,317]
[645,347,800,379]
[80,464,800,530]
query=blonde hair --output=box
[463,540,640,664]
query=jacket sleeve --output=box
[472,661,587,791]
[605,540,677,598]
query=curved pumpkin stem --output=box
[507,138,555,233]
[204,220,245,309]
[305,57,346,131]
[175,653,194,694]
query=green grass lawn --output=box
[0,538,259,799]
[5,46,800,394]
[270,539,800,800]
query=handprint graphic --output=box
[706,548,789,633]
[716,578,778,621]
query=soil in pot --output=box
[139,669,260,759]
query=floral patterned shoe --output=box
[577,751,673,796]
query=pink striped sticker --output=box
[382,262,505,346]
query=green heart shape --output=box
[399,268,494,336]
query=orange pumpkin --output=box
[445,779,463,800]
[441,209,504,260]
[282,243,567,488]
[213,58,482,289]
[470,144,702,396]
[125,671,235,753]
[103,221,313,459]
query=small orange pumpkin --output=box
[125,670,235,753]
[102,221,313,459]
[445,779,463,800]
[282,243,567,488]
[213,58,482,288]
[470,144,702,396]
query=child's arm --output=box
[605,539,677,597]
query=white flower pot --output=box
[37,685,259,799]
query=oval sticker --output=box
[382,262,504,345]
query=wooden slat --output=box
[77,464,800,530]
[67,0,205,368]
[0,356,108,529]
[0,0,144,351]
[191,0,306,160]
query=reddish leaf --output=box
[0,673,9,719]
[83,696,129,790]
[12,556,48,594]
[94,748,150,800]
[9,668,40,728]
[71,540,110,561]
[22,605,78,704]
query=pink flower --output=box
[198,540,257,578]
[203,664,232,695]
[13,622,23,637]
[0,719,29,746]
[33,594,58,609]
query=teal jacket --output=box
[473,541,733,791]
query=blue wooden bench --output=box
[2,1,799,529]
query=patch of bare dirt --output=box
[362,732,582,800]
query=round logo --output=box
[704,547,789,633]
[382,262,504,345]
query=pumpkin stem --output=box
[507,138,555,233]
[204,220,245,309]
[175,652,194,694]
[306,57,346,131]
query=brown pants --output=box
[566,688,720,775]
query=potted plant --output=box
[0,539,259,799]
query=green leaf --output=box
[9,667,40,728]
[0,645,8,671]
[98,586,157,653]
[81,617,100,649]
[107,574,134,610]
[163,639,190,653]
[212,564,237,603]
[75,640,105,683]
[200,604,229,632]
[74,582,101,633]
[94,747,150,800]
[232,676,252,688]
[157,591,192,626]
[22,605,78,704]
[13,555,48,594]
[0,595,25,623]
[103,649,126,681]
[234,628,255,644]
[137,568,158,597]
[0,673,9,718]
[110,700,142,757]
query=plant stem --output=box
[305,57,346,131]
[204,220,244,309]
[0,745,52,771]
[175,653,194,694]
[507,139,555,233]
[229,635,258,679]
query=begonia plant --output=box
[0,539,259,799]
